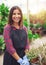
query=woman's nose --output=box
[16,14,19,17]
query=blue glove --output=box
[17,58,29,65]
[23,55,30,65]
[23,55,29,61]
[17,58,23,65]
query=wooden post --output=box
[27,0,30,30]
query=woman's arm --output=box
[12,52,20,60]
[3,25,20,61]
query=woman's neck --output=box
[12,23,20,29]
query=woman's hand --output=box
[17,57,30,65]
[23,55,30,65]
[25,49,29,54]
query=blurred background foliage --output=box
[0,3,9,34]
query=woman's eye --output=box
[13,13,16,15]
[13,13,20,15]
[18,13,20,15]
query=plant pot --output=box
[43,63,46,65]
[31,57,39,63]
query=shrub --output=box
[0,36,5,51]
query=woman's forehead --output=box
[13,9,21,13]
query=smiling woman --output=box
[3,6,30,65]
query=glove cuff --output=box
[23,55,27,59]
[17,58,23,63]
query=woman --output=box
[3,6,30,65]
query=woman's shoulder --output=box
[4,24,11,30]
[23,25,27,32]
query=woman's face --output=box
[12,9,21,24]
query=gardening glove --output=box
[17,58,28,65]
[23,55,29,61]
[17,58,22,65]
[23,55,30,65]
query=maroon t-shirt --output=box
[3,24,29,55]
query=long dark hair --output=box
[8,6,23,28]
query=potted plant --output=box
[23,19,28,28]
[26,48,39,63]
[26,44,46,64]
[0,3,9,21]
[28,30,33,43]
[0,3,9,34]
[0,36,5,55]
[0,20,7,34]
[32,33,40,40]
[30,23,35,34]
[42,22,46,35]
[34,23,42,35]
[30,23,34,29]
[39,44,46,65]
[34,44,46,65]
